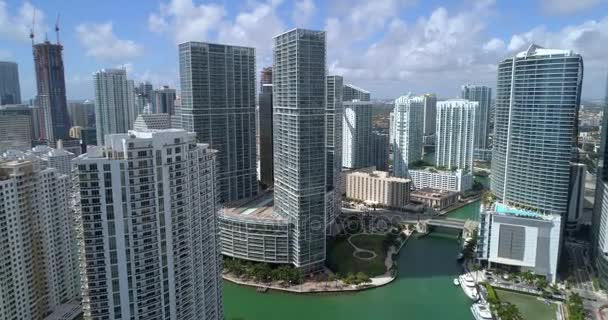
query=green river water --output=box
[224,201,482,320]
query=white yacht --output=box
[471,303,493,320]
[458,273,479,301]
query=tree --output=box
[535,277,548,291]
[496,302,523,320]
[356,272,371,285]
[567,293,585,320]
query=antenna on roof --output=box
[55,13,61,44]
[29,8,36,45]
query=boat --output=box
[458,273,479,301]
[453,278,460,286]
[457,252,464,261]
[471,303,494,320]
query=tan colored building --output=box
[345,170,411,209]
[410,188,459,210]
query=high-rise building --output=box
[259,67,274,188]
[33,41,70,142]
[0,105,33,151]
[136,81,153,109]
[343,83,371,102]
[153,85,176,114]
[273,28,327,272]
[370,130,390,171]
[179,41,258,202]
[479,45,583,282]
[435,99,476,171]
[342,101,372,169]
[0,61,21,105]
[68,100,96,128]
[0,159,80,319]
[392,94,424,177]
[422,93,437,145]
[389,111,395,145]
[74,129,223,320]
[171,97,182,129]
[326,75,343,225]
[593,74,608,288]
[461,85,492,150]
[93,69,137,145]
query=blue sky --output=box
[1,0,607,101]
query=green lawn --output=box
[326,234,387,277]
[496,289,557,320]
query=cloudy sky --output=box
[1,0,607,101]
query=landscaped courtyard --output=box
[326,234,389,277]
[496,289,557,320]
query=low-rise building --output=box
[219,191,290,264]
[477,203,562,283]
[408,168,473,192]
[410,188,459,210]
[345,170,411,209]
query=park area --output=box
[496,289,557,320]
[326,234,389,277]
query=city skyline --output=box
[1,0,608,101]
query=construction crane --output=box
[55,13,61,44]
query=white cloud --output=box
[0,1,47,42]
[293,0,316,26]
[483,38,505,52]
[217,1,285,65]
[147,0,225,43]
[0,48,10,59]
[76,22,143,61]
[540,0,602,15]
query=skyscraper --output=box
[74,129,223,320]
[342,101,372,168]
[422,93,437,145]
[0,61,21,105]
[273,28,327,272]
[259,67,274,188]
[0,105,33,151]
[392,94,424,177]
[593,73,608,288]
[153,85,176,114]
[326,75,343,225]
[461,85,492,150]
[68,100,96,128]
[179,41,258,202]
[343,83,371,102]
[0,159,80,319]
[435,99,476,171]
[479,45,583,282]
[93,69,137,145]
[370,130,390,171]
[33,41,70,142]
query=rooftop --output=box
[221,191,287,222]
[492,203,550,220]
[515,44,576,59]
[411,188,458,199]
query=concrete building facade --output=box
[392,94,424,177]
[74,129,223,320]
[0,61,21,105]
[461,85,492,150]
[345,170,411,209]
[435,99,477,171]
[93,69,137,145]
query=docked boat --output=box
[457,252,464,261]
[471,303,493,320]
[453,278,460,286]
[458,273,479,301]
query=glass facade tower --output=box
[273,29,327,272]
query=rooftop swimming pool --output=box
[494,203,543,218]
